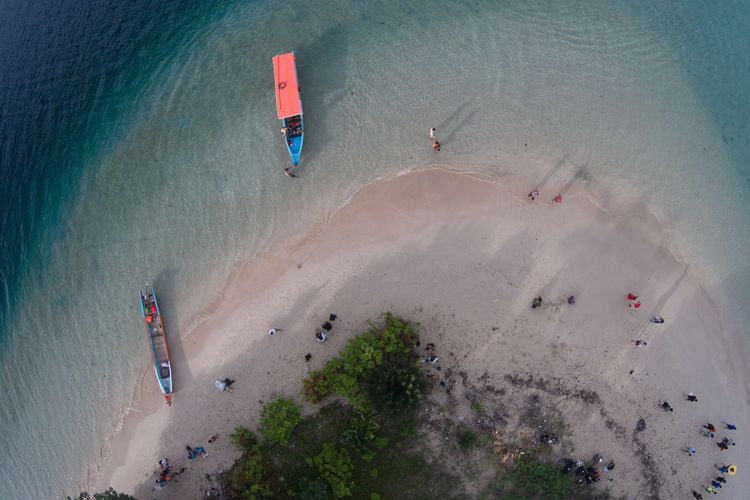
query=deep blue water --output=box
[0,0,235,344]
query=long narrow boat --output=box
[273,51,304,166]
[138,285,173,406]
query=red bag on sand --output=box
[626,293,638,301]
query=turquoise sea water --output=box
[0,1,748,497]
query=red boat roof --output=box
[273,52,302,119]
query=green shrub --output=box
[471,401,484,413]
[225,427,272,498]
[364,353,424,416]
[303,313,420,410]
[68,489,136,500]
[458,429,479,450]
[296,477,330,500]
[231,426,257,450]
[259,397,302,446]
[344,410,379,453]
[306,443,355,498]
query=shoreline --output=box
[92,167,749,498]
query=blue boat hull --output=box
[282,115,304,166]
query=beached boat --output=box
[273,51,304,166]
[138,285,173,406]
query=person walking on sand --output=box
[429,127,437,139]
[722,421,737,430]
[661,401,674,412]
[650,315,665,324]
[632,339,647,347]
[685,446,696,456]
[685,392,698,402]
[528,190,539,201]
[432,141,441,151]
[268,327,282,336]
[703,423,717,433]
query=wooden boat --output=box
[273,51,304,166]
[138,285,173,406]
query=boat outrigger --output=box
[273,51,304,166]
[139,285,173,406]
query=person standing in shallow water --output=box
[429,127,436,139]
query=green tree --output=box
[259,397,302,446]
[305,443,355,498]
[296,477,330,500]
[303,313,421,409]
[363,352,424,416]
[225,427,272,498]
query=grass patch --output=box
[458,429,479,451]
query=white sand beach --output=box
[94,168,749,498]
